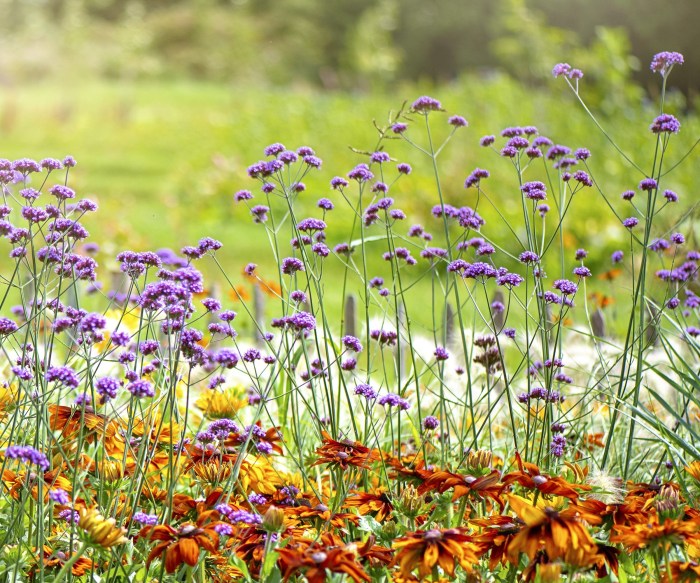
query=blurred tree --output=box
[248,0,377,86]
[392,0,500,81]
[492,0,643,112]
[0,0,697,96]
[343,0,401,90]
[529,0,699,96]
[491,0,573,82]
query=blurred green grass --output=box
[2,76,698,331]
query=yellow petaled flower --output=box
[685,461,700,483]
[505,495,599,567]
[0,382,18,419]
[537,563,562,582]
[344,488,395,522]
[78,506,128,548]
[238,457,289,495]
[130,413,181,446]
[392,528,483,579]
[195,387,248,419]
[97,460,125,483]
[610,512,698,552]
[661,561,700,583]
[192,461,234,490]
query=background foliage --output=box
[0,0,698,97]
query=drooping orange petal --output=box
[164,544,182,574]
[178,538,200,567]
[423,542,439,571]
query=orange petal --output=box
[178,538,201,567]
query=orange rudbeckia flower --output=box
[140,510,221,574]
[37,546,95,577]
[684,461,700,483]
[610,511,699,552]
[470,515,522,570]
[344,489,394,522]
[285,502,360,529]
[313,432,380,470]
[277,543,371,583]
[392,528,484,579]
[48,404,106,440]
[2,468,72,502]
[501,453,588,500]
[386,456,433,486]
[505,495,599,567]
[661,561,700,583]
[418,469,503,507]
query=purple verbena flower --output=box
[671,233,685,245]
[342,335,363,352]
[519,251,540,264]
[434,346,449,361]
[448,115,468,127]
[5,445,49,470]
[650,51,684,76]
[377,393,410,409]
[46,366,80,388]
[354,383,377,400]
[317,198,334,211]
[347,164,374,182]
[234,190,253,202]
[0,317,19,335]
[96,377,120,403]
[553,279,578,295]
[281,257,304,275]
[649,238,670,253]
[521,181,547,200]
[552,63,571,77]
[251,205,270,223]
[127,379,154,398]
[370,151,391,164]
[49,488,70,504]
[639,178,657,192]
[550,434,566,457]
[422,416,440,430]
[132,512,159,526]
[650,114,681,134]
[664,190,678,203]
[411,96,442,112]
[464,168,490,189]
